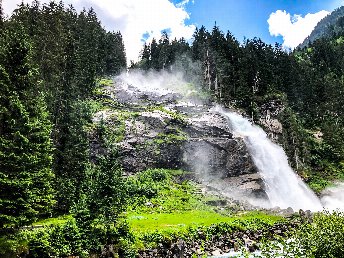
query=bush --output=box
[260,211,344,258]
[126,169,171,199]
[0,218,137,258]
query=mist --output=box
[321,183,344,211]
[120,55,203,93]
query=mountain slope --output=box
[299,6,344,48]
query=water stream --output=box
[215,106,323,211]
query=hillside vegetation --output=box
[0,1,344,257]
[299,6,344,48]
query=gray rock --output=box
[92,78,270,205]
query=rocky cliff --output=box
[92,76,268,204]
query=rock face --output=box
[183,112,256,177]
[258,100,284,142]
[93,77,268,201]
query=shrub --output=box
[260,211,344,258]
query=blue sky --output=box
[4,0,344,61]
[172,0,344,45]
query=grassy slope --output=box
[128,211,282,233]
[125,169,284,248]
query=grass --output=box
[0,169,287,256]
[125,169,285,249]
[127,210,283,233]
[33,215,72,226]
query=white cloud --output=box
[176,0,194,7]
[268,9,329,49]
[3,0,196,63]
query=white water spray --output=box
[215,106,323,211]
[321,182,344,211]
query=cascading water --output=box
[214,106,323,211]
[118,71,344,212]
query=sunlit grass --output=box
[127,210,283,233]
[33,215,72,226]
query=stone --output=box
[212,249,222,256]
[91,77,270,207]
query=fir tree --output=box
[0,26,54,227]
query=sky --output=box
[3,0,344,62]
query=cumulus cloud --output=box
[268,9,329,49]
[3,0,196,63]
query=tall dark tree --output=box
[0,26,54,227]
[103,32,127,75]
[150,38,160,70]
[0,0,4,25]
[6,1,127,213]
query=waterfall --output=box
[215,106,323,211]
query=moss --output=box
[153,130,187,145]
[97,78,113,87]
[146,105,187,125]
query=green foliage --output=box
[0,218,135,258]
[74,155,127,225]
[0,1,128,256]
[0,25,54,228]
[53,100,97,212]
[277,107,309,169]
[4,1,127,214]
[126,169,172,201]
[125,169,208,214]
[124,169,284,249]
[260,211,344,258]
[307,161,344,193]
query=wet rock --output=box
[206,199,227,206]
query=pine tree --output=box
[150,38,160,70]
[0,0,4,25]
[102,31,127,75]
[0,26,54,228]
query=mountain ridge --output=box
[299,6,344,48]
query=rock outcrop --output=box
[93,77,268,201]
[258,99,284,142]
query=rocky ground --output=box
[137,222,297,258]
